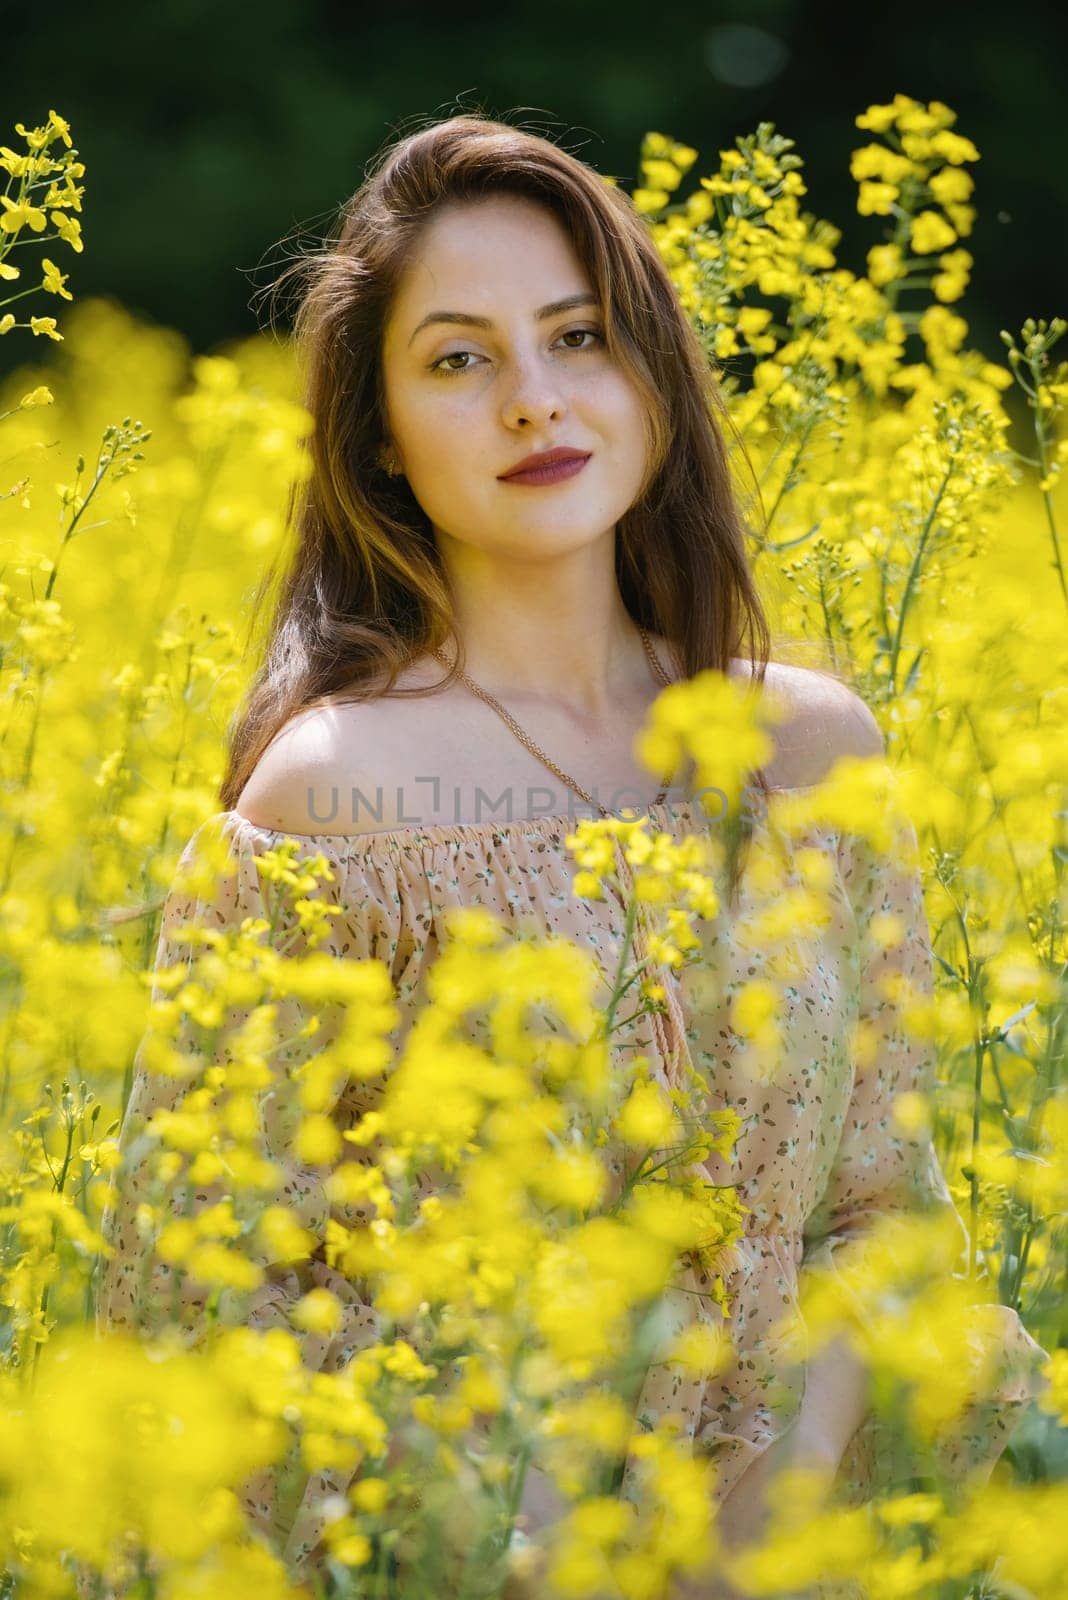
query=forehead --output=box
[385,196,594,334]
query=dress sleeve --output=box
[95,812,393,1574]
[799,813,1051,1497]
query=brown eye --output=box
[429,328,604,378]
[560,329,604,350]
[435,352,477,374]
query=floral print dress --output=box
[97,790,1050,1585]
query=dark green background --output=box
[5,0,1065,381]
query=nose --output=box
[500,354,567,430]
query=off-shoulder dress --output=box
[97,790,1050,1583]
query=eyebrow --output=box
[407,293,601,348]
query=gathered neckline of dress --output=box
[216,784,825,859]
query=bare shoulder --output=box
[234,694,429,836]
[740,660,884,788]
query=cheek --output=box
[585,369,650,436]
[401,388,483,459]
[597,386,654,484]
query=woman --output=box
[98,113,1048,1596]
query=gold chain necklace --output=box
[430,625,678,819]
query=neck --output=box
[437,538,662,721]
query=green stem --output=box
[603,896,641,1040]
[44,455,114,602]
[758,412,821,543]
[887,457,954,694]
[0,666,45,896]
[968,1033,985,1282]
[453,1345,532,1600]
[1025,347,1068,608]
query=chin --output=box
[437,515,617,560]
[510,522,618,558]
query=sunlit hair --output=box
[220,109,780,818]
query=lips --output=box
[499,450,591,486]
[499,448,591,479]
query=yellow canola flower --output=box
[323,1527,373,1567]
[547,1425,718,1598]
[616,1078,680,1147]
[541,1390,634,1456]
[255,1204,318,1265]
[290,1287,344,1336]
[633,666,779,807]
[857,181,899,216]
[911,209,959,254]
[932,245,973,301]
[293,1110,343,1164]
[572,867,604,899]
[52,209,84,249]
[850,144,916,184]
[1036,1348,1068,1426]
[454,1351,507,1414]
[929,165,975,205]
[731,976,782,1044]
[647,907,704,969]
[856,94,951,135]
[0,1327,289,1569]
[551,1146,610,1211]
[666,1318,734,1380]
[930,128,981,164]
[532,1218,676,1376]
[866,243,905,286]
[0,195,48,233]
[919,302,968,359]
[633,188,670,215]
[40,257,72,299]
[350,1475,391,1512]
[737,304,774,337]
[641,159,685,194]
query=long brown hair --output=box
[220,109,776,814]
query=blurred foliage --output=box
[2,0,1067,383]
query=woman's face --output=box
[378,194,653,563]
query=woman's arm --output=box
[667,1430,827,1600]
[789,1331,870,1472]
[667,1338,868,1600]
